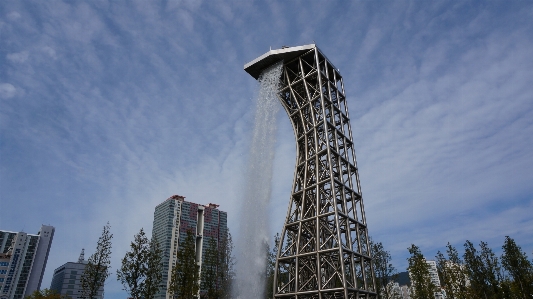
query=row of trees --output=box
[28,223,531,299]
[263,234,532,299]
[28,222,235,299]
[407,236,533,299]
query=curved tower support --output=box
[245,45,376,299]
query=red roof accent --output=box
[168,195,185,201]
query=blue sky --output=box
[1,0,532,297]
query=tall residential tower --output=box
[152,195,227,299]
[0,225,54,299]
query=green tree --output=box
[265,233,279,299]
[25,289,68,299]
[436,243,469,299]
[499,276,519,299]
[80,222,113,299]
[116,228,163,299]
[407,244,436,299]
[117,228,149,299]
[370,238,399,299]
[501,236,533,298]
[463,240,502,299]
[217,230,235,299]
[201,237,219,299]
[169,230,199,299]
[144,236,163,299]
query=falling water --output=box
[235,61,283,298]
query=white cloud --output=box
[41,46,57,59]
[7,11,21,21]
[0,83,16,99]
[6,51,29,63]
[176,9,194,32]
[358,28,383,62]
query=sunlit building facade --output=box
[426,260,445,299]
[152,195,227,299]
[0,225,54,299]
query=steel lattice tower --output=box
[245,44,377,299]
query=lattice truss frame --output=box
[274,48,377,299]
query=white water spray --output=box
[235,61,283,298]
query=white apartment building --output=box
[0,225,54,299]
[426,260,445,299]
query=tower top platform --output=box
[244,44,316,79]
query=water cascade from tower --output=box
[235,61,283,299]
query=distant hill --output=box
[393,271,410,286]
[378,271,411,286]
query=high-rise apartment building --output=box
[409,260,444,299]
[426,260,441,288]
[426,260,445,299]
[0,225,54,299]
[152,195,227,299]
[49,249,103,299]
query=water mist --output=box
[235,61,283,298]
